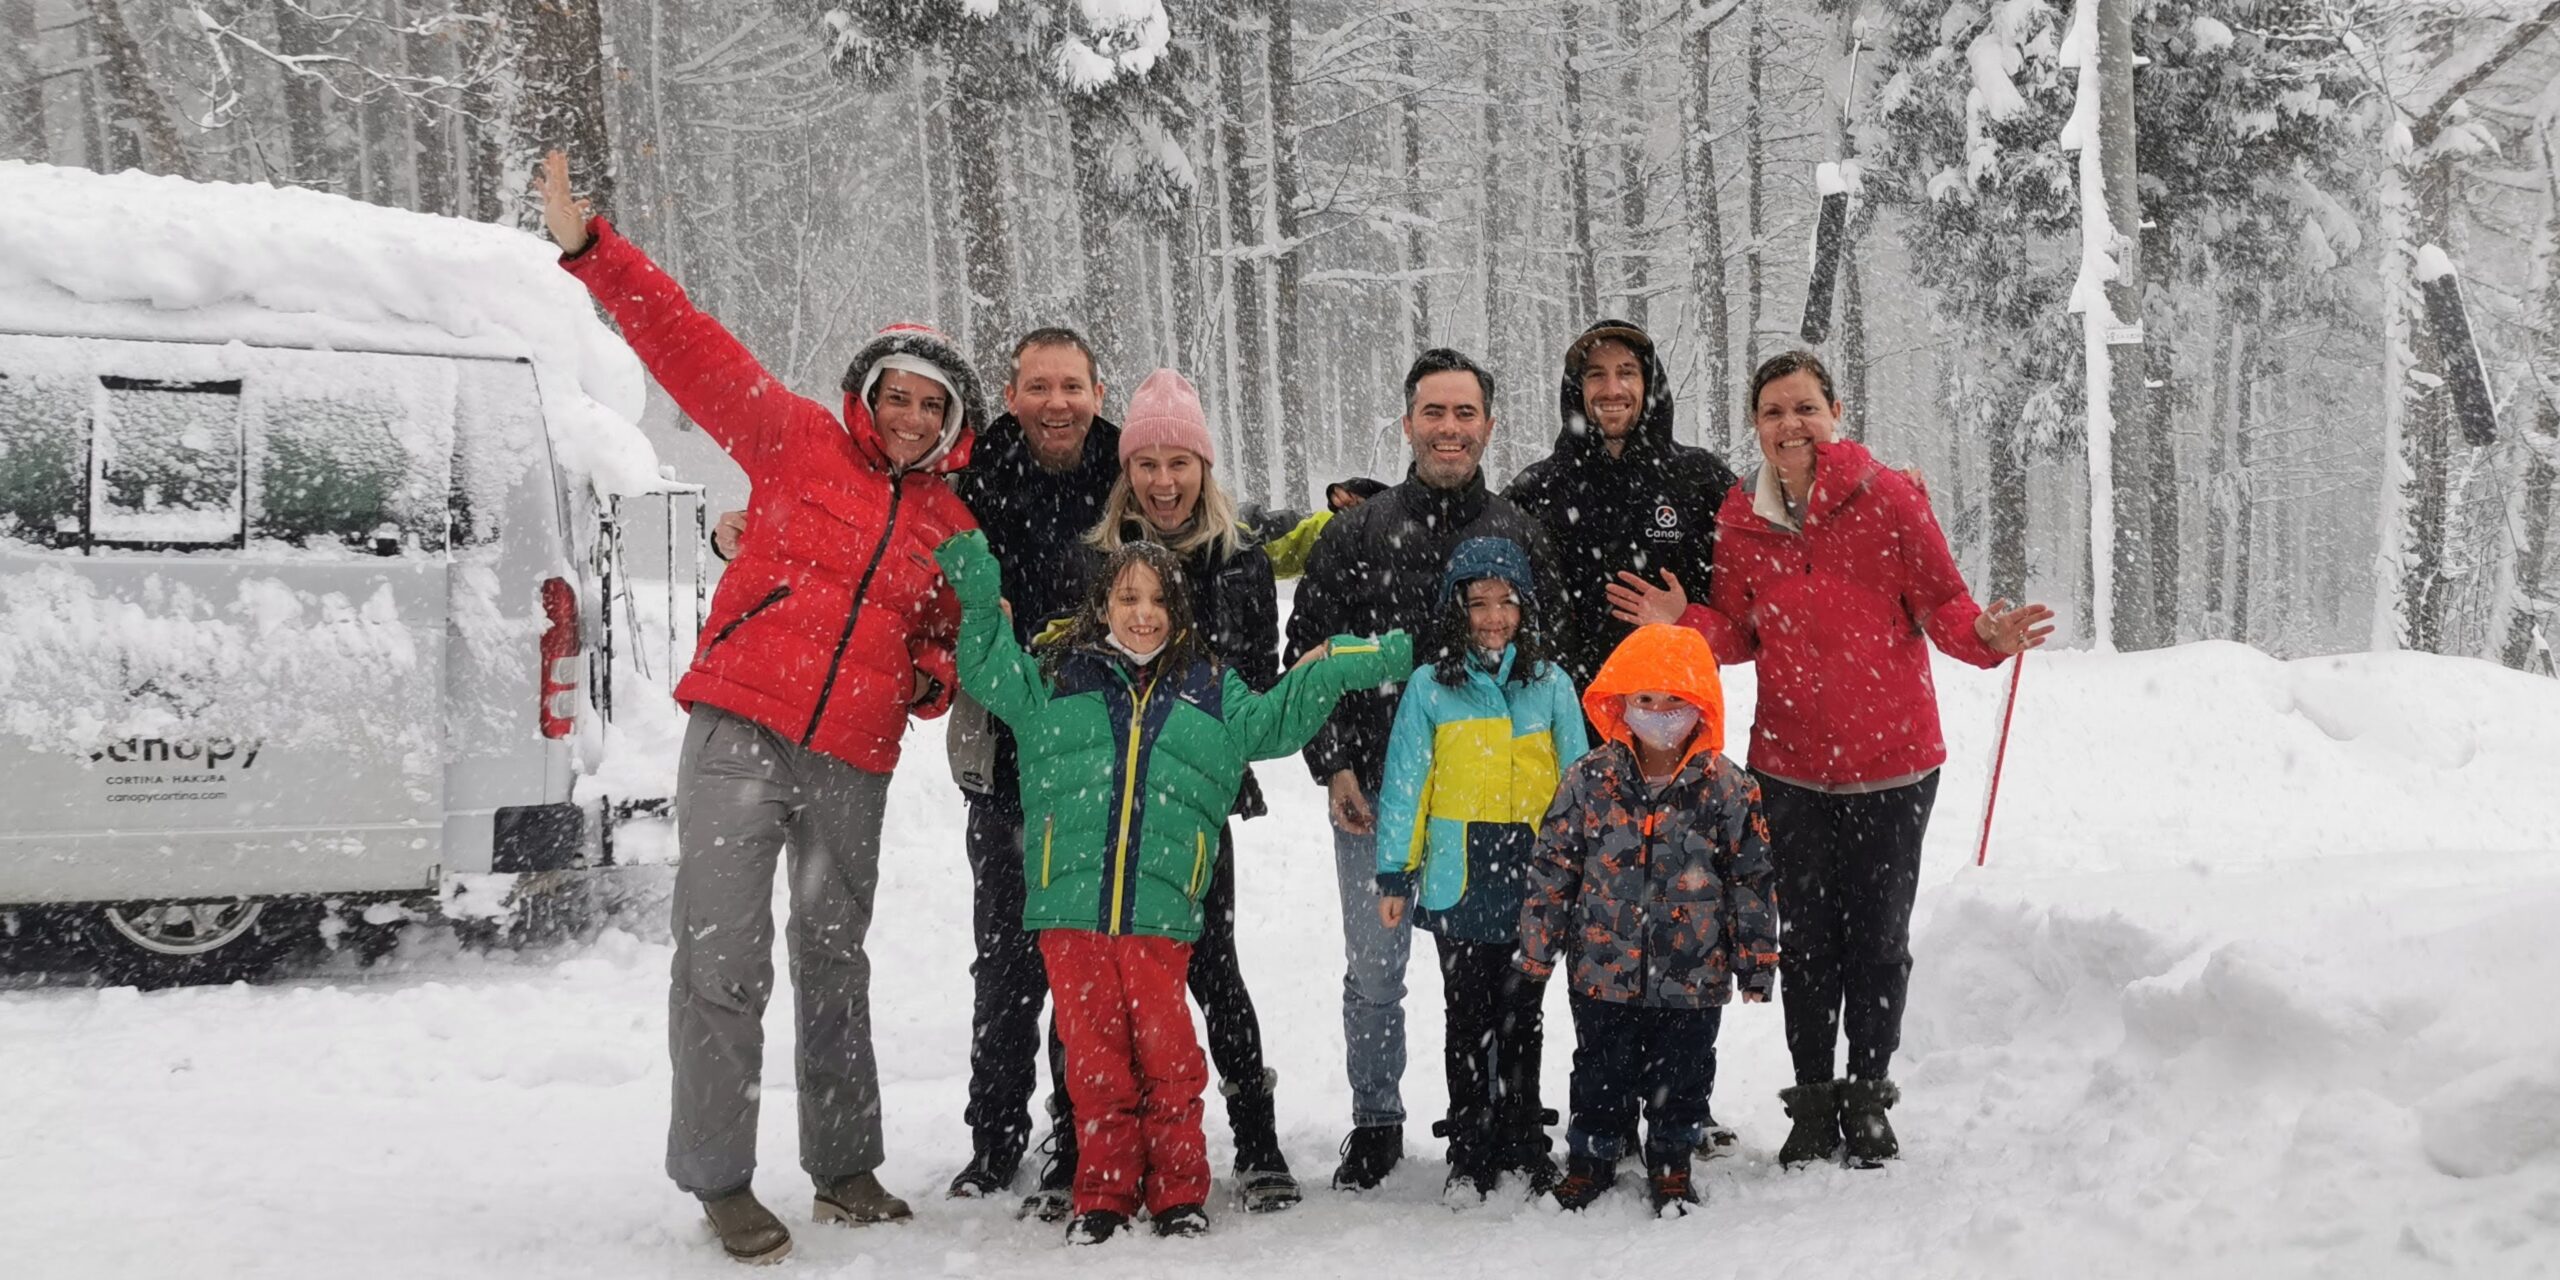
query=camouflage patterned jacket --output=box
[1515,623,1778,1008]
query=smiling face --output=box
[1753,369,1842,489]
[1003,342,1103,472]
[1103,560,1170,655]
[1127,444,1205,534]
[871,368,952,468]
[1463,578,1521,655]
[1404,369,1492,489]
[1580,339,1645,441]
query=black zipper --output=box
[702,584,790,657]
[802,482,906,746]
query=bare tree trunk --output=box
[90,0,191,177]
[2400,155,2456,652]
[405,0,457,215]
[1399,13,1431,349]
[2203,315,2237,632]
[1480,34,1511,421]
[1988,389,2029,601]
[1744,0,1766,367]
[3,0,48,162]
[2232,333,2263,644]
[1070,102,1139,383]
[1832,2,1868,433]
[274,0,339,187]
[1561,22,1599,322]
[1214,6,1271,498]
[461,0,508,222]
[511,0,612,226]
[1614,0,1647,329]
[1267,0,1309,501]
[947,55,1016,365]
[1682,6,1732,450]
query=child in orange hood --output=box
[1516,623,1777,1216]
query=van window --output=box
[0,368,86,548]
[92,376,245,548]
[257,384,448,553]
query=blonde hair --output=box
[1084,468,1243,559]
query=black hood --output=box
[1555,317,1676,458]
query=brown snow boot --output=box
[699,1187,792,1265]
[812,1170,913,1225]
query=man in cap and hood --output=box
[1506,320,1740,695]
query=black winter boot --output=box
[946,1144,1019,1199]
[1498,1103,1562,1196]
[1694,1105,1739,1160]
[1777,1082,1843,1169]
[1224,1070,1301,1213]
[1647,1157,1701,1217]
[1435,1112,1500,1207]
[1063,1208,1127,1245]
[1020,1114,1077,1222]
[1331,1123,1403,1191]
[1838,1078,1901,1168]
[1548,1155,1616,1212]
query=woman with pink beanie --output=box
[1056,369,1304,1214]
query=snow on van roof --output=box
[0,162,661,496]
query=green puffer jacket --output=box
[937,530,1411,942]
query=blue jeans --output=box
[1331,791,1412,1127]
[1564,993,1723,1166]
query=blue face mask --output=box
[1623,703,1701,753]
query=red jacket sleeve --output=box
[560,218,819,472]
[1683,506,1759,663]
[1885,472,2005,669]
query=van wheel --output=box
[84,899,313,988]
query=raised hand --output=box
[536,150,592,254]
[1605,569,1688,628]
[1974,599,2057,656]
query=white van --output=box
[0,164,673,985]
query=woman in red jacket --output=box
[1608,350,2051,1172]
[540,154,979,1263]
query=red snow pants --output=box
[1039,929,1210,1216]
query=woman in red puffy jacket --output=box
[540,153,977,1262]
[1608,350,2051,1173]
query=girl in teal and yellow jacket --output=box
[1373,535,1588,1202]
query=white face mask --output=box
[1106,634,1164,666]
[1623,703,1701,753]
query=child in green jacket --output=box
[934,515,1409,1246]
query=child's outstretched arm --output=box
[932,530,1053,728]
[1516,768,1590,981]
[1372,672,1440,901]
[1721,772,1780,1002]
[1548,665,1592,769]
[1224,631,1414,762]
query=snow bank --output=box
[0,163,660,496]
[3,643,2557,1276]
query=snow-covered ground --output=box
[5,641,2559,1278]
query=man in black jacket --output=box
[1285,348,1560,1194]
[1506,319,1740,693]
[945,328,1121,1208]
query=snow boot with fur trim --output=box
[1838,1078,1901,1168]
[1778,1081,1843,1169]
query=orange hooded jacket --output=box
[1517,625,1779,1008]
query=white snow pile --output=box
[3,642,2558,1277]
[0,162,660,496]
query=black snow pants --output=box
[1757,770,1941,1085]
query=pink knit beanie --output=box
[1118,368,1217,468]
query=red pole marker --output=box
[1975,651,2026,868]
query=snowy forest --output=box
[5,0,2558,669]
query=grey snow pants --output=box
[666,703,891,1197]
